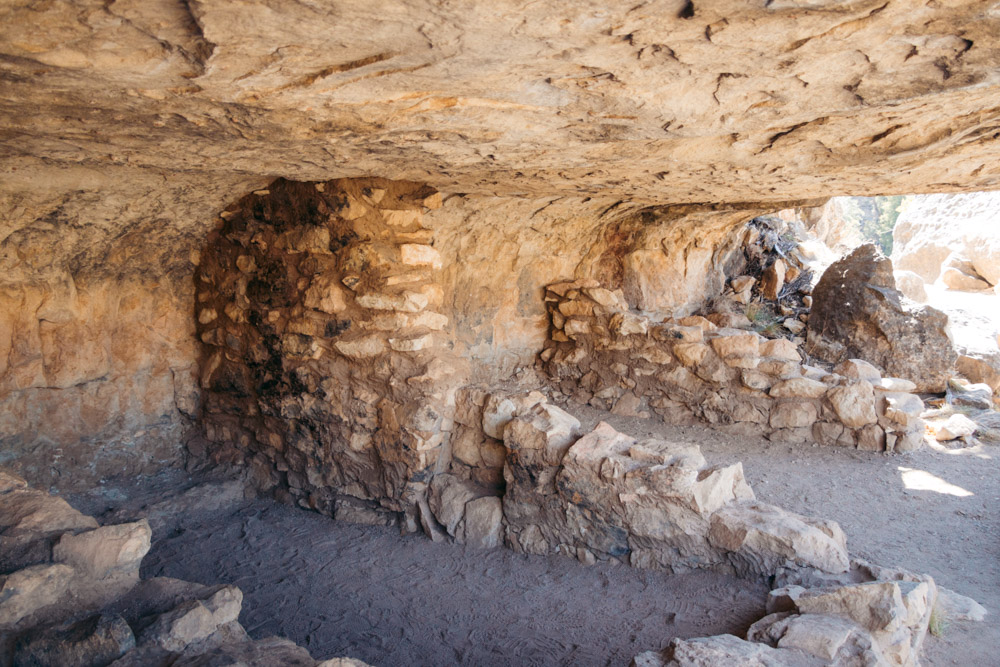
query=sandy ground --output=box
[69,405,998,667]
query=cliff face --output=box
[3,1,1000,204]
[3,1,1000,488]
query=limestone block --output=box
[53,520,151,580]
[936,586,988,622]
[772,578,935,666]
[677,316,717,332]
[636,634,806,667]
[389,334,434,352]
[460,496,503,549]
[757,359,801,378]
[563,318,591,337]
[894,270,928,303]
[584,287,625,309]
[399,244,443,270]
[877,377,918,393]
[303,275,348,314]
[927,413,976,441]
[0,489,99,537]
[198,308,218,324]
[882,392,924,429]
[941,266,991,291]
[503,403,582,467]
[741,370,773,391]
[760,338,801,362]
[661,324,704,344]
[429,475,483,537]
[140,585,243,653]
[559,299,594,318]
[826,381,878,428]
[769,401,818,429]
[834,359,882,383]
[769,377,828,399]
[708,502,849,575]
[705,312,751,330]
[610,312,648,336]
[334,336,386,358]
[674,343,709,367]
[783,318,805,335]
[482,391,547,439]
[747,612,879,663]
[0,563,75,628]
[410,311,449,330]
[857,424,886,451]
[355,291,428,312]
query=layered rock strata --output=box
[0,469,361,667]
[540,280,926,452]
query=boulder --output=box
[53,520,151,581]
[0,563,75,628]
[632,634,816,667]
[893,270,928,303]
[826,381,878,428]
[13,613,135,667]
[708,502,849,576]
[941,269,990,292]
[747,612,881,664]
[893,193,1000,286]
[806,245,956,392]
[769,577,936,666]
[139,585,243,653]
[926,413,977,441]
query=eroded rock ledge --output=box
[0,469,367,667]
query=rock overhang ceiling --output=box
[2,0,1000,206]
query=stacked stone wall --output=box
[540,280,927,452]
[196,179,466,525]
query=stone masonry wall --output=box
[540,280,927,452]
[196,179,467,525]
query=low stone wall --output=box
[539,280,927,452]
[423,391,951,667]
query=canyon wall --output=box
[4,1,1000,492]
[0,165,263,490]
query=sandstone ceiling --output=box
[3,0,1000,206]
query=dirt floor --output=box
[68,405,998,667]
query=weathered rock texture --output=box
[5,1,1000,489]
[0,277,199,491]
[893,192,1000,286]
[3,1,1000,204]
[806,244,957,393]
[541,280,926,452]
[0,468,366,667]
[0,166,258,491]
